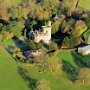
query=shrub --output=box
[34,79,51,90]
[48,41,58,51]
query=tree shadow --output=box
[0,19,8,25]
[18,66,37,90]
[62,60,78,82]
[6,45,14,53]
[14,38,26,50]
[71,52,90,68]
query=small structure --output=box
[28,21,51,43]
[78,45,90,55]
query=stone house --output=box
[28,21,51,43]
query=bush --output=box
[76,68,90,84]
[28,40,36,50]
[39,57,62,73]
[48,41,58,51]
[34,79,51,90]
[36,42,44,50]
[51,20,60,35]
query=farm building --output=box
[78,45,90,55]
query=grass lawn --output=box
[79,0,90,10]
[20,50,90,90]
[20,63,77,90]
[0,44,30,90]
[57,50,78,68]
[1,38,90,90]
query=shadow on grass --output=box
[71,52,90,68]
[62,51,90,82]
[18,66,37,90]
[14,39,25,50]
[62,60,78,82]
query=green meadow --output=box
[19,50,90,90]
[1,42,90,90]
[0,0,90,89]
[79,0,90,10]
[0,44,30,90]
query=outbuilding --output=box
[78,45,90,55]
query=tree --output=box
[62,0,79,16]
[8,6,18,19]
[1,30,8,41]
[39,56,61,73]
[8,20,25,38]
[76,68,90,84]
[24,29,27,37]
[11,46,25,62]
[60,20,67,33]
[0,3,9,20]
[42,0,59,15]
[34,79,51,90]
[34,5,50,21]
[28,40,36,50]
[0,25,8,41]
[51,20,60,35]
[83,29,90,44]
[62,36,81,48]
[62,36,70,48]
[62,20,87,48]
[30,20,37,30]
[26,0,36,19]
[0,23,3,30]
[36,42,44,50]
[48,41,58,51]
[74,20,87,34]
[85,18,90,29]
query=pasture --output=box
[79,0,90,10]
[1,42,90,90]
[0,44,30,90]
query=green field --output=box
[1,43,90,90]
[20,50,90,90]
[0,44,30,90]
[79,0,90,10]
[20,63,77,90]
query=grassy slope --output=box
[79,0,90,10]
[20,51,78,90]
[21,50,90,90]
[0,44,30,90]
[57,50,78,68]
[0,42,77,90]
[1,39,90,90]
[21,64,77,90]
[57,50,90,90]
